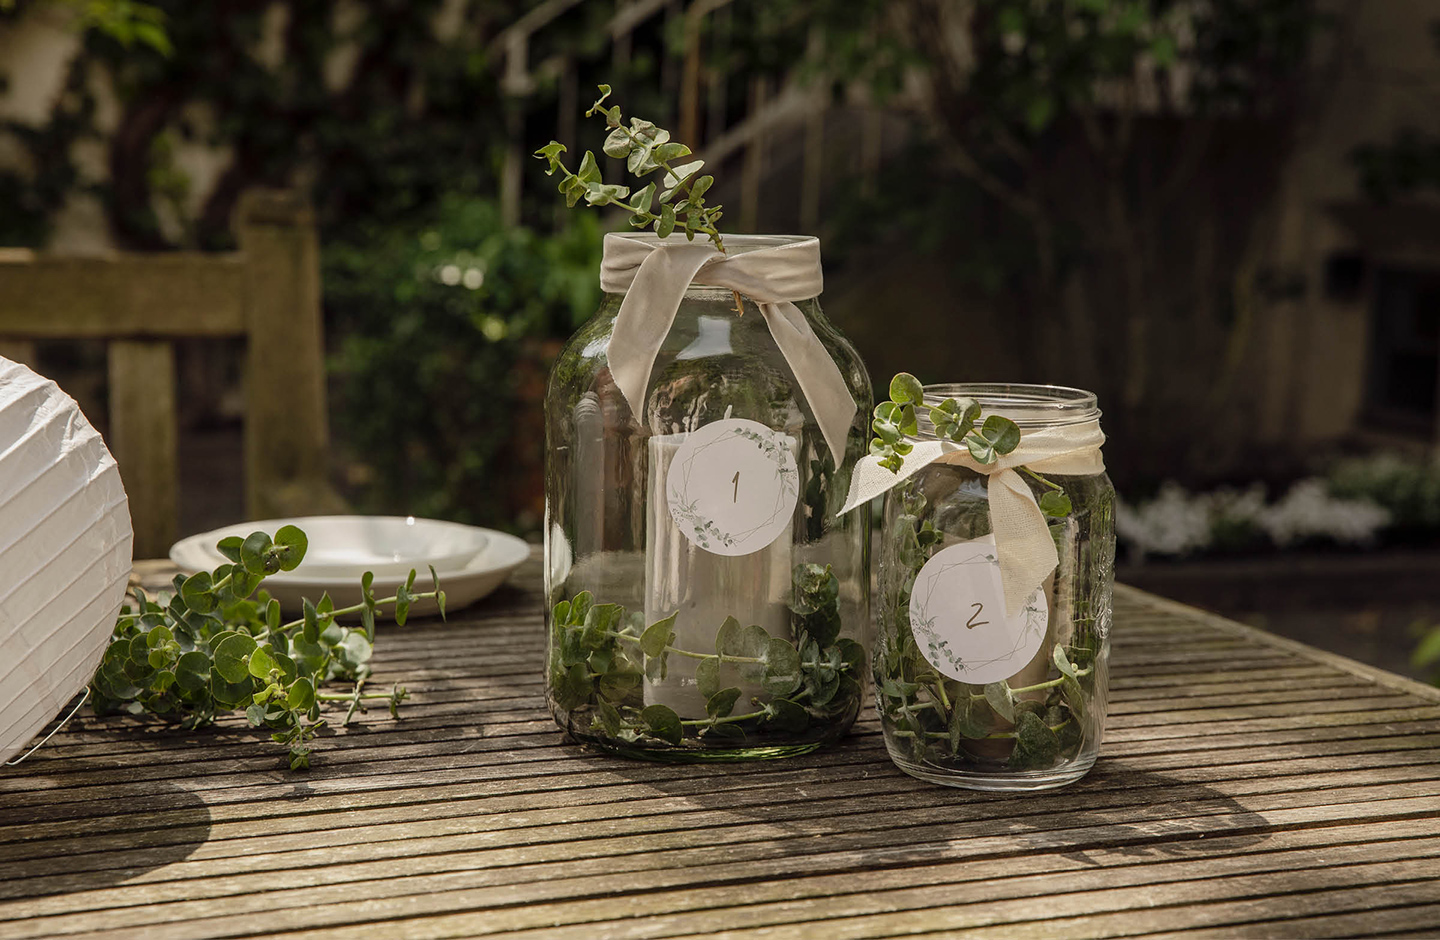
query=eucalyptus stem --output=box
[968,665,1094,700]
[278,590,440,637]
[534,84,743,312]
[1019,465,1063,490]
[679,709,767,728]
[982,719,1073,741]
[604,118,725,252]
[612,631,764,664]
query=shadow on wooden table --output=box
[575,746,1276,870]
[0,764,212,899]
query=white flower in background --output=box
[1118,478,1391,558]
[1256,479,1390,547]
[1208,483,1267,524]
[1116,482,1213,560]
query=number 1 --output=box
[732,471,740,502]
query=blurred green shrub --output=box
[1327,453,1440,536]
[325,196,602,531]
[1414,622,1440,688]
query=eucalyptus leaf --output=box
[247,645,277,679]
[706,687,742,719]
[174,651,211,692]
[981,414,1022,454]
[641,704,683,745]
[715,616,744,656]
[287,677,316,710]
[181,571,215,613]
[695,658,721,699]
[640,612,677,657]
[272,525,308,571]
[889,372,924,405]
[761,638,802,696]
[1040,490,1073,517]
[240,532,274,575]
[983,681,1016,722]
[1010,711,1062,769]
[603,127,633,158]
[598,670,642,704]
[213,634,258,684]
[738,625,770,681]
[765,699,809,733]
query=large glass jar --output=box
[544,234,872,760]
[875,384,1115,789]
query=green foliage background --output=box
[0,0,1378,527]
[326,198,602,526]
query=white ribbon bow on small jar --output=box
[599,232,858,465]
[840,412,1106,616]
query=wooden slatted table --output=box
[4,555,1440,939]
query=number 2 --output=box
[732,471,740,502]
[966,602,989,630]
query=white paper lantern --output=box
[0,357,133,765]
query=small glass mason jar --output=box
[545,234,872,761]
[875,384,1115,790]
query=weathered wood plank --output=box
[1114,585,1440,703]
[0,340,35,366]
[5,773,1438,917]
[0,256,247,338]
[10,824,1440,938]
[234,190,336,521]
[107,340,177,557]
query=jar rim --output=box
[918,383,1101,432]
[607,232,817,254]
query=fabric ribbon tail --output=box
[756,301,857,466]
[988,469,1060,617]
[838,442,950,515]
[606,243,722,419]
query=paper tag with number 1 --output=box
[908,533,1049,685]
[666,417,799,556]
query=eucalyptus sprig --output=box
[89,526,446,769]
[550,564,862,748]
[877,483,1101,772]
[871,373,1072,517]
[534,85,725,251]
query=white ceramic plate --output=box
[170,516,529,616]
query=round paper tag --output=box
[666,418,799,556]
[908,534,1049,685]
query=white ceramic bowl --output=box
[170,515,529,615]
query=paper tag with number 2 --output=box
[907,534,1049,685]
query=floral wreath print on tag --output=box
[908,535,1049,685]
[666,417,800,556]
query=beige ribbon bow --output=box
[599,232,857,464]
[840,420,1106,616]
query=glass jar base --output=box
[571,731,837,763]
[887,748,1098,791]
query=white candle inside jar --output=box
[644,423,799,717]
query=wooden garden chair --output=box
[0,190,335,558]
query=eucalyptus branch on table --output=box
[534,84,745,312]
[88,526,445,770]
